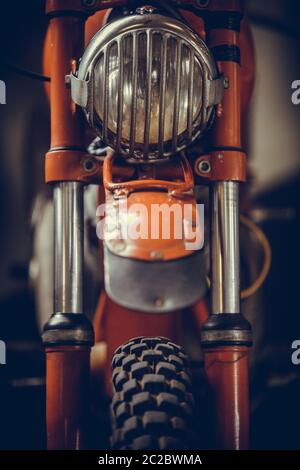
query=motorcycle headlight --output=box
[71,7,223,162]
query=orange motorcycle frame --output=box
[43,0,254,450]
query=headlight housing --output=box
[71,8,223,162]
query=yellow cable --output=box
[206,215,272,299]
[239,214,272,299]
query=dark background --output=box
[0,0,300,449]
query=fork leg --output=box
[201,0,252,450]
[42,1,93,450]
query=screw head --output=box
[65,74,71,88]
[223,76,230,89]
[154,298,165,308]
[150,250,163,260]
[82,158,96,173]
[198,159,211,174]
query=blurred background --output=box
[0,0,299,449]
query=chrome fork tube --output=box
[211,181,240,314]
[53,182,84,314]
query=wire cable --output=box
[6,64,50,82]
[206,214,272,300]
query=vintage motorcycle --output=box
[39,0,271,450]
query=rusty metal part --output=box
[203,346,250,449]
[45,345,91,449]
[195,150,246,182]
[103,153,194,195]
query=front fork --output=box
[202,181,252,449]
[43,176,94,451]
[41,0,252,451]
[42,1,94,450]
[200,0,252,450]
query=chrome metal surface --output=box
[71,13,223,162]
[201,329,252,345]
[104,246,207,313]
[136,5,157,15]
[211,182,240,314]
[53,182,84,314]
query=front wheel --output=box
[110,336,197,450]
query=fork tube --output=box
[201,0,252,450]
[42,0,93,450]
[54,182,83,315]
[211,181,240,315]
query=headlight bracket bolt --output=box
[223,76,230,89]
[198,159,211,174]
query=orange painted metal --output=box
[85,9,111,44]
[105,190,201,261]
[210,150,246,181]
[204,346,250,449]
[45,150,101,183]
[103,153,202,261]
[213,60,242,149]
[195,150,246,182]
[206,3,243,151]
[191,298,210,330]
[103,153,194,194]
[43,10,110,102]
[45,346,91,449]
[45,150,138,184]
[93,290,107,343]
[180,10,205,40]
[93,292,182,396]
[240,18,255,116]
[46,0,88,14]
[47,15,85,151]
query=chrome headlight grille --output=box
[71,12,223,162]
